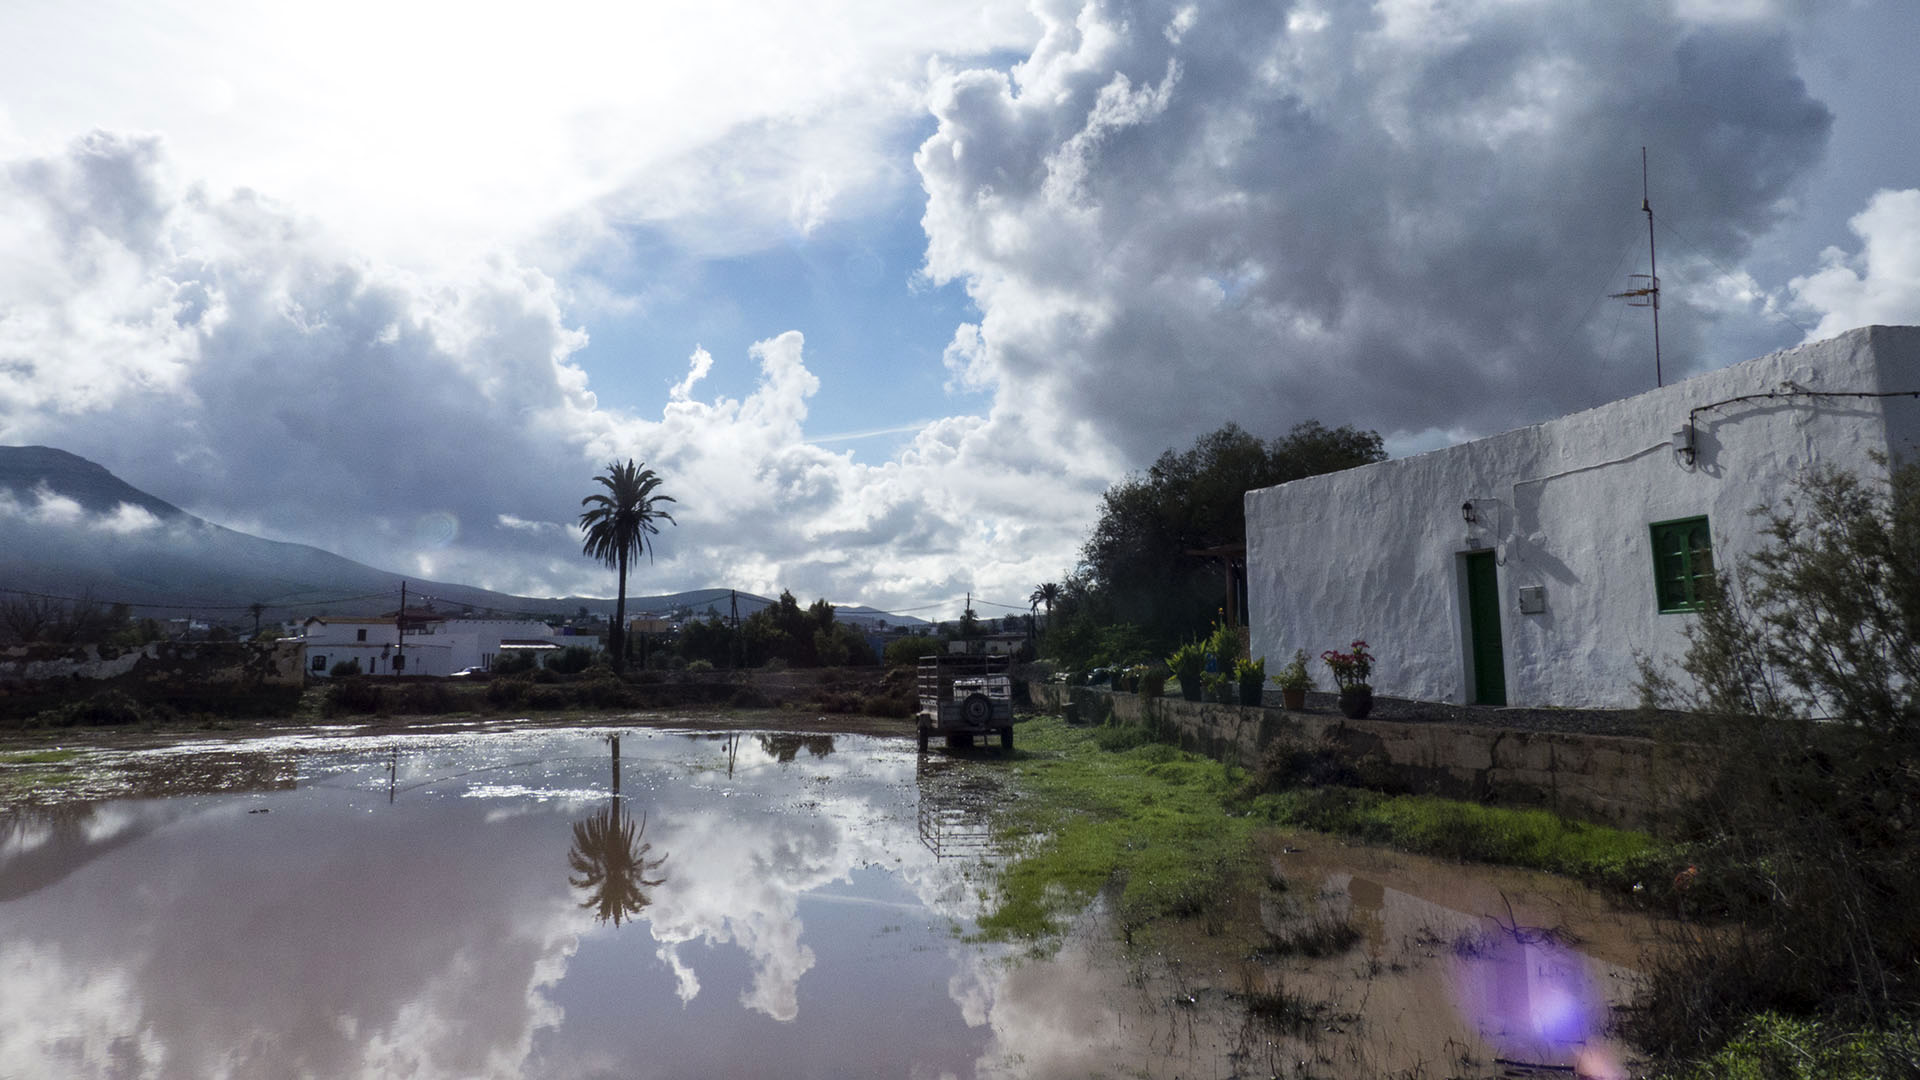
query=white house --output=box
[302,614,593,677]
[302,616,453,678]
[1245,325,1920,710]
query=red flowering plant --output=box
[1320,640,1373,692]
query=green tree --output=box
[1061,421,1384,658]
[1028,582,1061,625]
[578,459,677,673]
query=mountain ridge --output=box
[0,446,924,627]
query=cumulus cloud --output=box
[0,134,1101,607]
[1790,188,1920,340]
[916,0,1833,461]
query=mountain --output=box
[0,446,926,628]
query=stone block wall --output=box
[1034,684,1684,831]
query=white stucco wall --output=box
[1246,325,1920,709]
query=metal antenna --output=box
[1610,147,1663,386]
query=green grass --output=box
[977,716,1256,940]
[1249,784,1668,891]
[0,748,84,765]
[1655,1012,1920,1080]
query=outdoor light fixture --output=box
[1672,424,1695,465]
[1462,501,1478,525]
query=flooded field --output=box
[0,724,1664,1078]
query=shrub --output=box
[393,682,455,715]
[547,645,596,675]
[686,658,714,673]
[485,678,530,708]
[1138,664,1168,698]
[36,689,149,727]
[1633,463,1920,1060]
[329,659,362,678]
[492,651,537,675]
[323,679,383,715]
[524,687,567,710]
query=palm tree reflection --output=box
[567,734,667,927]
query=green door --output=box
[1465,551,1506,706]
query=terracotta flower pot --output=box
[1337,687,1373,720]
[1280,687,1307,711]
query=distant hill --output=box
[0,446,926,628]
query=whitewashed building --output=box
[1245,325,1920,709]
[302,615,592,677]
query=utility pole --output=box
[397,580,406,672]
[1611,147,1663,387]
[728,589,741,671]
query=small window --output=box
[1651,516,1714,612]
[312,655,327,671]
[356,628,367,642]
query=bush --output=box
[686,659,714,673]
[35,689,150,727]
[328,659,362,677]
[485,678,530,709]
[323,678,383,716]
[547,645,596,675]
[1634,463,1920,1060]
[525,687,567,710]
[391,682,455,714]
[492,651,537,675]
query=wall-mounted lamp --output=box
[1672,423,1695,465]
[1461,500,1478,525]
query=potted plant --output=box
[1167,642,1206,701]
[1271,649,1313,710]
[1233,656,1266,706]
[1138,664,1168,698]
[1203,670,1235,703]
[1321,640,1374,719]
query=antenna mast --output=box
[1610,147,1663,386]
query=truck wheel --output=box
[961,693,993,728]
[918,730,929,753]
[1000,728,1014,755]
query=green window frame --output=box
[1650,515,1714,613]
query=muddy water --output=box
[0,727,1665,1079]
[987,834,1666,1079]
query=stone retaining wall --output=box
[0,640,307,718]
[1032,684,1684,831]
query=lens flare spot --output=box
[413,511,459,549]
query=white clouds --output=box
[1790,189,1920,340]
[916,0,1834,466]
[0,133,1101,607]
[0,0,1039,270]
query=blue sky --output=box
[3,0,1920,616]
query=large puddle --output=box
[1,726,1663,1078]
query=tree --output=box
[1066,421,1384,656]
[567,735,667,926]
[579,460,677,673]
[1029,582,1061,624]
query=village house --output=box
[1245,325,1920,710]
[302,612,592,677]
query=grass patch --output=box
[1249,784,1670,893]
[977,714,1256,942]
[0,749,82,765]
[1653,1012,1920,1080]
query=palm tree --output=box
[1029,582,1061,625]
[579,460,677,672]
[568,805,668,926]
[567,735,667,927]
